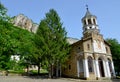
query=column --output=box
[86,18,88,25]
[106,61,111,78]
[91,18,94,24]
[111,61,116,77]
[95,60,100,78]
[93,60,96,76]
[77,60,80,77]
[83,59,89,78]
[95,19,98,25]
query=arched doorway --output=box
[77,56,84,78]
[108,58,113,76]
[79,59,84,72]
[88,56,94,72]
[98,58,105,77]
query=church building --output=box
[63,8,116,80]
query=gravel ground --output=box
[0,76,120,82]
[0,76,73,82]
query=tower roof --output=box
[85,9,92,17]
[82,5,96,19]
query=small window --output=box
[87,44,90,50]
[90,27,92,29]
[106,47,108,53]
[69,65,71,70]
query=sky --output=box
[1,0,120,42]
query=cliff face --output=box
[12,14,38,33]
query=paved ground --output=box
[0,76,120,82]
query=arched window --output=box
[106,47,108,53]
[84,20,86,25]
[88,19,92,24]
[88,56,93,72]
[93,19,96,24]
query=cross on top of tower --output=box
[86,5,89,11]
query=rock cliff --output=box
[12,14,38,33]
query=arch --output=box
[93,19,96,24]
[88,56,94,72]
[78,56,84,73]
[108,58,113,76]
[97,55,107,61]
[106,47,108,53]
[98,58,105,77]
[84,20,86,25]
[88,19,92,24]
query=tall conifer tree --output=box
[35,9,70,77]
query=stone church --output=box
[11,7,116,80]
[63,8,116,80]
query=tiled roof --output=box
[67,37,79,44]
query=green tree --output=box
[106,38,120,75]
[0,2,36,73]
[0,19,35,71]
[0,2,9,21]
[34,20,49,74]
[35,9,70,77]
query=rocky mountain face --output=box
[12,14,38,33]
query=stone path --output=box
[0,76,120,82]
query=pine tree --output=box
[35,9,70,77]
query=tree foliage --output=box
[35,9,70,77]
[0,2,9,21]
[0,2,70,77]
[106,38,120,75]
[0,3,35,71]
[0,20,35,70]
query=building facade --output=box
[63,8,116,80]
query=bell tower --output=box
[82,6,100,38]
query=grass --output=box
[8,70,25,74]
[116,76,120,79]
[8,69,48,76]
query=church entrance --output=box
[77,56,84,78]
[88,56,94,72]
[98,58,105,77]
[108,58,113,76]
